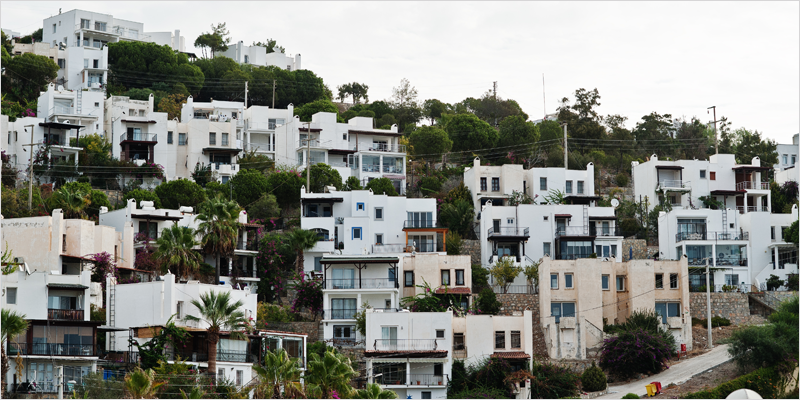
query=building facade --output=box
[217,41,301,70]
[774,133,799,171]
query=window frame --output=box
[710,171,716,180]
[616,275,625,291]
[700,170,706,179]
[356,202,365,211]
[564,273,574,289]
[167,131,173,144]
[540,177,547,190]
[6,287,17,304]
[670,273,679,289]
[511,330,521,349]
[375,233,383,245]
[404,271,414,287]
[455,269,465,286]
[655,273,664,289]
[436,330,445,339]
[577,180,584,194]
[441,270,451,286]
[495,331,505,349]
[480,177,487,191]
[375,207,383,220]
[601,275,609,290]
[352,227,362,240]
[178,132,187,145]
[209,132,216,145]
[550,273,558,289]
[491,177,500,191]
[565,180,572,194]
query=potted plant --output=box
[417,380,421,385]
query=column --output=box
[366,359,373,384]
[357,293,362,310]
[774,247,779,271]
[711,244,717,268]
[743,194,748,213]
[79,31,83,47]
[406,361,411,385]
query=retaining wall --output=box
[264,321,322,343]
[461,239,481,265]
[689,292,750,325]
[751,291,797,310]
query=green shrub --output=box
[257,302,297,324]
[581,361,607,392]
[615,173,629,187]
[599,328,674,380]
[446,232,462,255]
[418,176,442,195]
[622,393,640,399]
[530,361,581,399]
[475,287,502,315]
[725,296,798,372]
[711,316,731,327]
[766,274,784,291]
[787,274,799,291]
[621,309,677,352]
[681,367,783,399]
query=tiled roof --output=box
[435,287,471,295]
[491,351,530,359]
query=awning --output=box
[202,147,242,155]
[554,214,572,218]
[588,216,617,220]
[61,255,96,263]
[39,122,84,130]
[320,256,399,264]
[328,148,357,155]
[121,119,158,124]
[97,325,129,332]
[710,190,745,196]
[299,127,322,132]
[733,165,771,171]
[47,283,89,290]
[435,287,471,295]
[383,175,406,180]
[349,129,402,137]
[301,197,344,204]
[655,165,684,170]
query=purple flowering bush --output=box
[598,328,674,379]
[290,273,323,315]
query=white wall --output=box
[453,311,533,369]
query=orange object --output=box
[651,382,662,394]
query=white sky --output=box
[2,1,798,143]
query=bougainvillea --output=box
[290,273,323,315]
[598,328,674,379]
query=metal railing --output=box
[736,181,770,190]
[554,227,589,238]
[556,252,594,260]
[367,144,406,153]
[452,348,467,359]
[323,308,359,320]
[120,132,157,142]
[236,239,254,251]
[590,226,623,237]
[52,105,73,115]
[715,257,748,266]
[488,227,530,237]
[298,139,322,148]
[376,374,448,386]
[736,206,769,213]
[404,220,444,229]
[326,278,397,290]
[361,164,382,173]
[372,244,407,253]
[675,231,749,242]
[372,339,438,351]
[479,285,538,294]
[408,374,448,386]
[690,284,751,293]
[413,242,445,253]
[382,165,404,174]
[217,350,252,363]
[658,180,689,189]
[48,308,84,320]
[9,343,94,356]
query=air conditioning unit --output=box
[13,257,24,264]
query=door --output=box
[332,269,355,289]
[381,326,397,349]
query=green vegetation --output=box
[580,361,607,392]
[724,296,798,373]
[681,367,787,399]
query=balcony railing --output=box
[382,165,404,174]
[556,252,594,260]
[236,239,254,251]
[658,180,689,189]
[326,278,397,290]
[120,132,157,143]
[216,350,253,363]
[48,308,84,321]
[736,181,770,191]
[453,347,467,359]
[715,257,748,266]
[323,308,359,320]
[554,227,589,238]
[690,284,751,293]
[298,139,322,148]
[590,226,623,237]
[403,220,445,229]
[376,374,448,386]
[367,144,406,153]
[372,339,438,351]
[9,343,94,356]
[476,285,538,294]
[736,206,769,213]
[675,231,749,242]
[362,164,382,173]
[372,244,407,253]
[488,227,530,238]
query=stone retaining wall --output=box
[264,321,322,343]
[495,293,549,358]
[751,291,798,310]
[462,239,481,265]
[689,292,750,325]
[620,239,647,261]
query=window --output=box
[93,59,99,68]
[783,154,788,164]
[178,133,187,145]
[602,275,609,290]
[507,218,514,224]
[382,326,398,345]
[540,177,547,190]
[611,244,617,257]
[314,257,322,272]
[491,177,500,191]
[771,226,775,240]
[236,370,243,386]
[433,363,443,376]
[551,302,576,323]
[577,181,584,194]
[333,325,356,343]
[62,234,67,252]
[523,180,527,193]
[422,392,432,399]
[352,227,362,240]
[331,299,356,319]
[176,301,183,319]
[454,333,465,350]
[700,170,706,179]
[725,274,740,286]
[565,273,573,289]
[404,271,414,287]
[375,234,383,245]
[57,58,65,68]
[616,276,625,291]
[792,155,796,165]
[550,273,558,289]
[209,132,216,145]
[480,177,487,191]
[356,203,365,211]
[441,270,451,286]
[670,273,679,289]
[436,330,445,339]
[167,131,173,144]
[655,273,664,289]
[655,302,681,324]
[94,21,106,31]
[6,288,17,304]
[84,58,89,69]
[53,23,57,33]
[511,331,521,348]
[543,242,551,256]
[565,181,572,194]
[456,270,465,285]
[81,19,90,29]
[222,132,229,146]
[495,331,505,349]
[710,171,716,180]
[375,207,383,220]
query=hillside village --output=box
[1,8,799,400]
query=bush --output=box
[711,316,731,327]
[599,328,674,380]
[681,367,783,399]
[725,296,798,372]
[787,274,799,291]
[154,179,207,209]
[475,288,501,315]
[472,264,489,288]
[622,393,640,399]
[124,188,162,209]
[766,274,785,291]
[418,176,442,195]
[615,173,629,187]
[257,302,297,324]
[446,232,462,255]
[581,361,607,392]
[621,309,677,352]
[530,360,581,399]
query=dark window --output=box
[375,207,383,220]
[565,181,572,194]
[434,363,443,376]
[314,257,322,272]
[404,271,414,287]
[453,333,465,350]
[655,274,663,289]
[209,132,216,145]
[441,270,450,286]
[178,133,187,145]
[495,331,505,349]
[670,273,679,289]
[511,331,521,348]
[422,392,432,399]
[577,181,584,194]
[436,330,445,339]
[167,131,173,144]
[710,171,716,180]
[480,177,487,191]
[602,275,609,290]
[540,177,547,190]
[491,177,500,191]
[376,234,383,245]
[455,269,465,285]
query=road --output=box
[597,344,732,399]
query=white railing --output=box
[297,139,322,148]
[367,144,406,153]
[52,105,73,115]
[658,180,688,189]
[736,181,770,191]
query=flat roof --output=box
[349,129,402,137]
[47,283,89,290]
[131,213,183,221]
[655,165,684,170]
[733,165,771,171]
[320,256,400,264]
[39,122,84,130]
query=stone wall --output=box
[461,239,481,265]
[689,292,750,325]
[751,291,798,310]
[495,293,549,358]
[620,239,648,261]
[264,321,322,343]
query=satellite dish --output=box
[611,198,620,208]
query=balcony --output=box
[556,252,594,260]
[326,278,397,290]
[675,231,749,242]
[120,132,157,143]
[48,308,84,321]
[372,244,407,254]
[736,181,770,191]
[216,350,255,363]
[403,220,446,229]
[411,242,445,253]
[372,339,439,351]
[487,227,530,239]
[716,257,748,267]
[657,180,690,190]
[9,343,94,356]
[297,139,323,148]
[210,163,239,175]
[736,206,770,213]
[382,165,404,174]
[375,374,448,386]
[51,105,74,115]
[554,227,590,238]
[367,143,406,153]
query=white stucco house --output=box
[217,40,301,70]
[774,133,799,171]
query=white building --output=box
[463,158,597,216]
[402,254,473,310]
[301,187,446,274]
[217,41,301,70]
[774,133,799,171]
[657,204,798,289]
[1,210,131,394]
[632,154,772,214]
[479,201,622,285]
[364,310,452,400]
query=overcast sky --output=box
[3,1,798,143]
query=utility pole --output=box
[493,81,498,127]
[706,257,713,349]
[244,81,248,109]
[561,123,568,169]
[23,125,36,211]
[306,122,311,193]
[708,106,718,154]
[272,80,276,109]
[57,365,64,399]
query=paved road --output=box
[597,344,732,399]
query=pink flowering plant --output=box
[290,272,323,316]
[256,232,291,303]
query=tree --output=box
[523,260,540,289]
[302,163,343,193]
[2,309,29,383]
[489,257,522,293]
[286,228,319,274]
[107,41,204,94]
[157,93,187,120]
[304,350,357,399]
[422,99,448,125]
[408,126,452,163]
[247,194,281,222]
[253,39,285,54]
[252,348,303,399]
[439,199,474,237]
[238,150,275,174]
[445,113,499,154]
[155,179,207,209]
[354,383,399,399]
[124,368,165,399]
[784,220,799,245]
[1,52,59,103]
[1,30,12,54]
[196,194,241,284]
[49,185,91,219]
[498,115,540,164]
[732,128,778,170]
[125,188,163,209]
[343,176,363,191]
[389,78,423,133]
[475,288,502,315]
[365,177,398,196]
[194,22,231,58]
[266,170,305,210]
[337,82,370,104]
[294,98,339,122]
[184,291,250,379]
[154,225,203,279]
[229,168,270,208]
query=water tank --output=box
[139,200,154,208]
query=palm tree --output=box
[183,291,250,380]
[50,186,91,219]
[286,228,319,274]
[354,383,399,399]
[439,199,475,237]
[252,348,303,399]
[155,224,203,279]
[1,309,29,384]
[124,367,165,399]
[196,194,241,285]
[304,350,357,399]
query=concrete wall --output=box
[402,253,471,298]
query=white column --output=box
[79,31,83,46]
[774,247,779,271]
[357,293,362,308]
[743,195,748,213]
[366,359,373,384]
[406,361,411,385]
